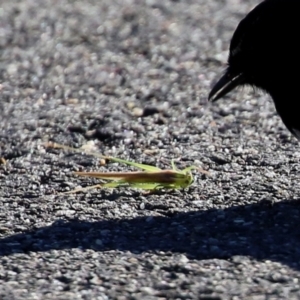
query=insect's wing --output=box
[74,171,124,181]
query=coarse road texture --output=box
[1,0,300,299]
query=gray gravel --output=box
[1,0,300,299]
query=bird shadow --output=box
[1,198,300,271]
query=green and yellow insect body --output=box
[46,142,202,193]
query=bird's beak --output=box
[208,71,245,102]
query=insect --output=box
[46,142,207,193]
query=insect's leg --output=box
[102,181,126,188]
[153,184,177,190]
[61,184,103,194]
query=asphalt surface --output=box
[1,0,300,299]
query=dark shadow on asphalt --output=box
[1,199,300,270]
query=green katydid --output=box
[46,142,208,193]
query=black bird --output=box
[209,0,300,140]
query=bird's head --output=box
[209,0,299,103]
